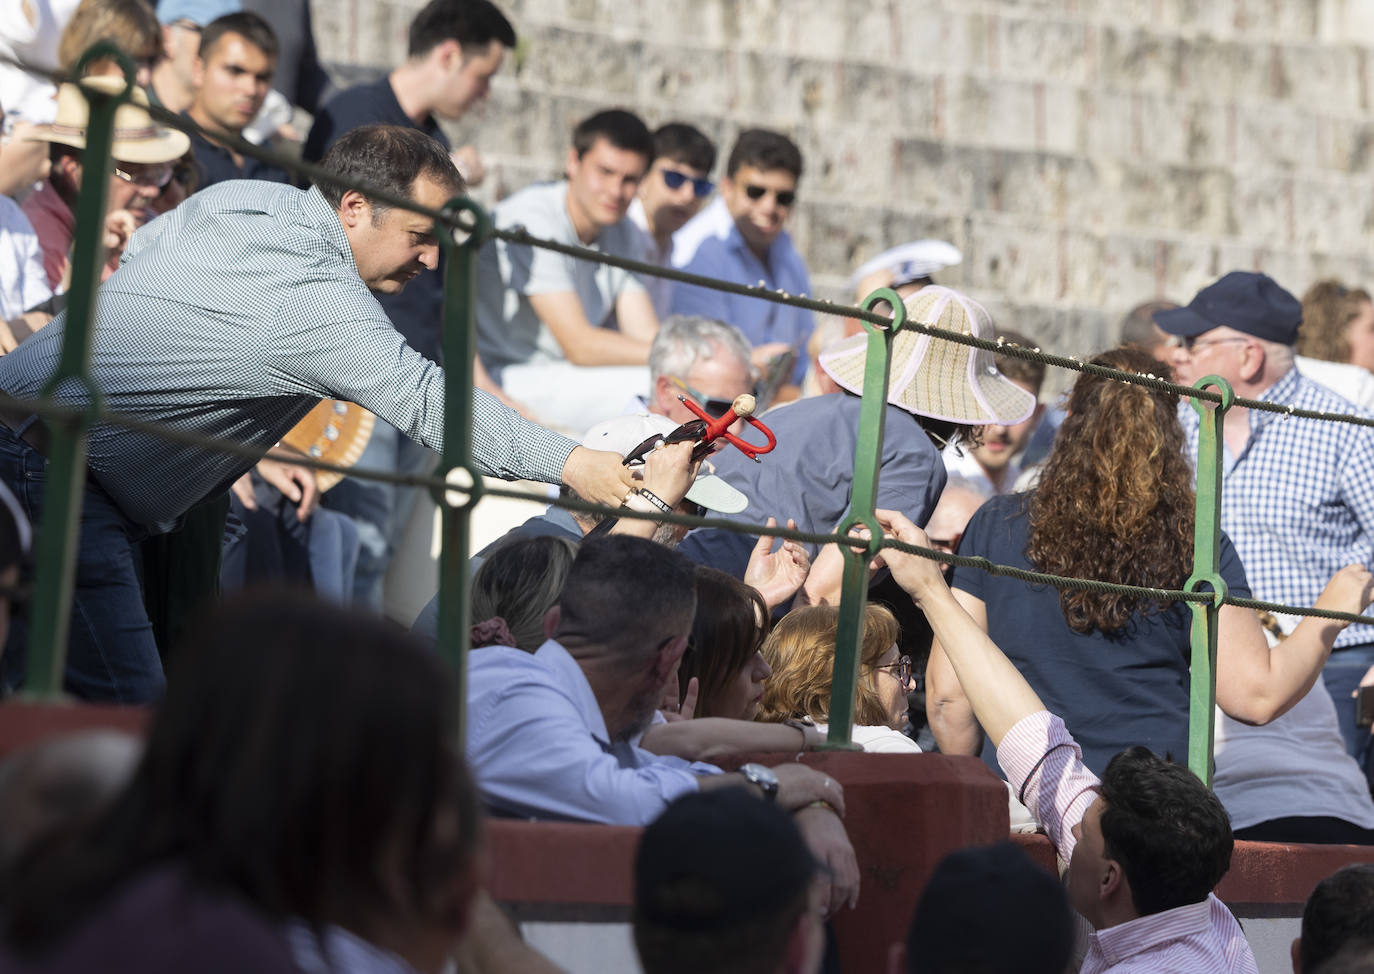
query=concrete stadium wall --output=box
[313,0,1374,395]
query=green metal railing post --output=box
[1184,374,1234,784]
[24,58,133,698]
[433,198,490,746]
[823,288,910,748]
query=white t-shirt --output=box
[0,195,50,318]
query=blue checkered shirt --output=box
[1179,366,1374,648]
[0,180,577,533]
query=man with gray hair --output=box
[1161,271,1374,779]
[646,314,755,426]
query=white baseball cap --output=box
[581,415,749,515]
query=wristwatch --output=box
[739,762,779,802]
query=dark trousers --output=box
[0,424,164,703]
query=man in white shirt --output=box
[626,123,716,318]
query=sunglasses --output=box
[660,168,714,198]
[873,655,912,684]
[668,376,750,418]
[114,163,175,189]
[743,184,796,207]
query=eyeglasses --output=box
[660,168,714,198]
[668,375,751,418]
[113,163,175,189]
[743,184,796,207]
[1180,336,1250,354]
[873,655,912,684]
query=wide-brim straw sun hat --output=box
[817,285,1038,426]
[27,75,190,165]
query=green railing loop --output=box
[823,287,910,749]
[433,194,492,745]
[22,68,130,699]
[1184,373,1234,784]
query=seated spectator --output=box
[0,0,80,200]
[421,533,577,653]
[22,76,190,290]
[680,285,1035,582]
[671,565,774,720]
[1118,299,1177,361]
[150,0,242,113]
[1213,615,1374,845]
[926,346,1374,777]
[240,0,334,145]
[879,509,1260,972]
[758,604,918,752]
[672,129,812,393]
[628,124,717,319]
[1296,865,1374,973]
[464,535,858,911]
[940,328,1046,495]
[645,314,755,428]
[57,0,161,86]
[476,108,660,434]
[1296,280,1374,408]
[892,841,1073,974]
[921,475,989,572]
[183,11,290,186]
[0,730,142,869]
[634,788,827,974]
[0,593,484,973]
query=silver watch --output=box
[739,762,779,802]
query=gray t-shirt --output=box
[475,181,646,377]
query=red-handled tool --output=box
[622,394,778,466]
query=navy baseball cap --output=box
[1153,271,1302,345]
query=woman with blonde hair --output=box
[926,346,1373,777]
[757,603,918,753]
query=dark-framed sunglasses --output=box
[873,654,912,684]
[743,184,796,207]
[667,375,749,418]
[660,168,714,198]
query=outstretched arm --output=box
[875,510,1045,747]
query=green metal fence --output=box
[10,57,1374,784]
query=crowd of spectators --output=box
[2,0,1374,972]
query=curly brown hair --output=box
[1026,347,1196,635]
[756,604,900,727]
[1299,279,1373,364]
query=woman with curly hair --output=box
[926,346,1368,776]
[756,603,918,752]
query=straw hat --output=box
[817,285,1037,426]
[27,76,190,165]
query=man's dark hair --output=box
[1311,943,1374,974]
[1098,747,1233,918]
[1,592,481,955]
[726,129,803,179]
[317,124,464,214]
[557,535,696,659]
[651,123,716,175]
[571,109,653,162]
[1301,865,1374,974]
[407,0,516,58]
[992,328,1046,394]
[199,11,279,62]
[634,788,816,974]
[906,842,1072,974]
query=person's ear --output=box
[1101,857,1127,906]
[191,54,206,89]
[336,189,372,229]
[1291,936,1303,974]
[564,146,581,183]
[1240,342,1267,383]
[652,374,676,413]
[542,605,560,639]
[650,633,689,685]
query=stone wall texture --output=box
[311,0,1374,392]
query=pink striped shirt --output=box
[998,711,1258,973]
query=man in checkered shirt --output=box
[1158,271,1374,781]
[0,124,631,703]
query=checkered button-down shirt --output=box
[999,712,1258,973]
[1179,366,1374,649]
[0,180,577,533]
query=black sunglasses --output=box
[743,184,796,207]
[661,168,714,198]
[668,376,749,418]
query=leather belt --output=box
[0,407,52,457]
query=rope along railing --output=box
[10,52,1373,779]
